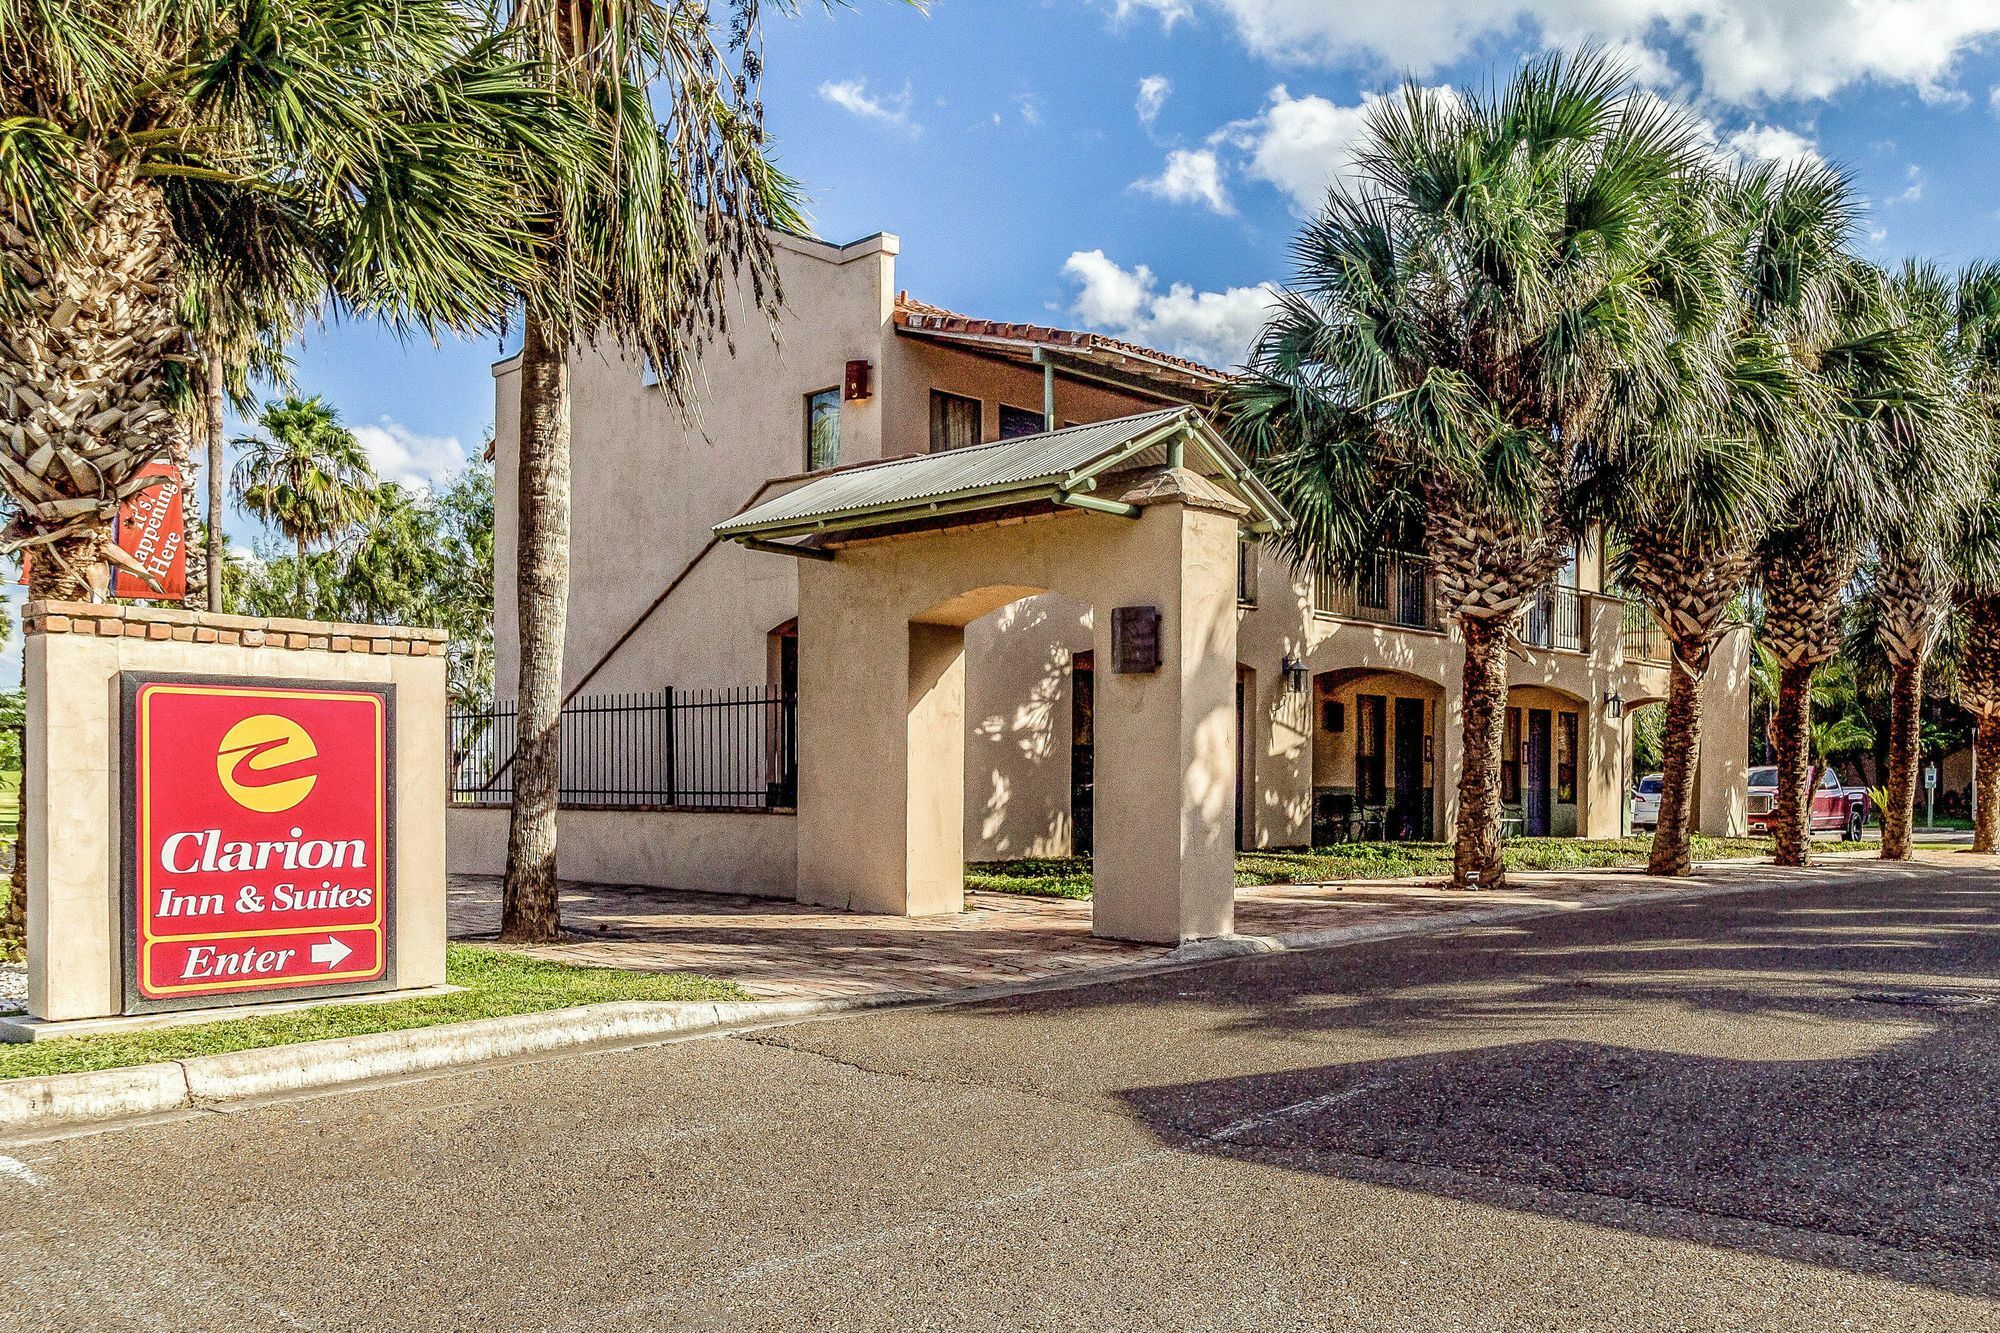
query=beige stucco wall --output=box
[24,606,448,1023]
[445,806,796,898]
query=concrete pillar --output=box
[905,623,967,915]
[1088,478,1241,944]
[1696,626,1752,837]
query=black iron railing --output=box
[1519,585,1586,652]
[1313,551,1441,630]
[452,686,796,810]
[1620,599,1670,664]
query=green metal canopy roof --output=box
[715,408,1290,555]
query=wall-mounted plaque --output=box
[1111,606,1163,674]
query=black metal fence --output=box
[452,686,797,811]
[1313,551,1441,630]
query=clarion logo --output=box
[215,713,320,813]
[160,826,369,875]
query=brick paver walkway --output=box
[449,851,1951,1002]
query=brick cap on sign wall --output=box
[22,601,447,656]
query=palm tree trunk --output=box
[1974,713,2000,854]
[1772,661,1816,867]
[1649,657,1706,877]
[1453,615,1510,890]
[295,532,309,616]
[1881,658,1925,861]
[206,347,226,612]
[502,316,569,942]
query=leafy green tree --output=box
[1223,51,1711,889]
[491,0,816,941]
[0,0,575,600]
[230,397,377,613]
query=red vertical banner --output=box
[111,462,187,601]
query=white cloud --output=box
[1137,74,1173,125]
[1101,0,1194,28]
[1015,93,1043,126]
[353,418,466,490]
[1719,122,1824,169]
[1062,250,1280,369]
[1220,85,1384,212]
[1151,0,2000,105]
[1892,162,1926,203]
[817,78,919,134]
[1133,148,1234,214]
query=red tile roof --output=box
[892,294,1227,385]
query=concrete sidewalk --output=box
[450,847,1990,1002]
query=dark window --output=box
[930,391,981,451]
[1556,711,1578,804]
[1237,541,1259,605]
[998,404,1045,439]
[805,388,840,470]
[1501,707,1522,804]
[1356,695,1386,807]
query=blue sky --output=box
[8,1,1999,671]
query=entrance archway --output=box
[1310,668,1444,844]
[717,409,1291,943]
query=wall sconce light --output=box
[843,359,873,401]
[1283,654,1309,693]
[1604,689,1625,720]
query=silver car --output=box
[1631,773,1663,831]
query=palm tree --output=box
[1756,267,1956,865]
[230,397,377,614]
[1223,51,1709,890]
[1594,164,1852,876]
[489,0,821,942]
[1861,265,1989,860]
[1945,266,2000,850]
[0,0,570,601]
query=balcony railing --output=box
[1313,551,1441,631]
[1519,584,1586,652]
[1620,600,1670,665]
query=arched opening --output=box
[1310,667,1443,843]
[1504,684,1590,837]
[1622,694,1667,835]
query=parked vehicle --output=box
[1746,765,1869,840]
[1630,773,1662,831]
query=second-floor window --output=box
[1238,540,1259,606]
[930,390,981,452]
[998,404,1045,439]
[806,387,840,471]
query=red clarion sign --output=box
[122,675,396,1014]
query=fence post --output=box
[663,686,677,808]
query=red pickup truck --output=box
[1745,765,1869,840]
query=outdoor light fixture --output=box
[1283,654,1309,693]
[1605,689,1625,720]
[843,359,873,401]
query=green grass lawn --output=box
[968,834,1779,900]
[0,944,747,1082]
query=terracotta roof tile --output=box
[892,294,1226,383]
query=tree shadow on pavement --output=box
[1088,871,2000,1299]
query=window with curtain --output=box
[1356,695,1386,806]
[1501,707,1522,803]
[805,387,840,471]
[1556,711,1578,803]
[930,390,981,451]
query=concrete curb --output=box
[0,996,898,1137]
[0,856,1960,1137]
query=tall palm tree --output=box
[0,0,571,600]
[1593,164,1851,876]
[1757,267,1955,865]
[1944,265,2000,851]
[230,396,377,614]
[489,0,819,942]
[1222,50,1708,890]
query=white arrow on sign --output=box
[310,936,352,970]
